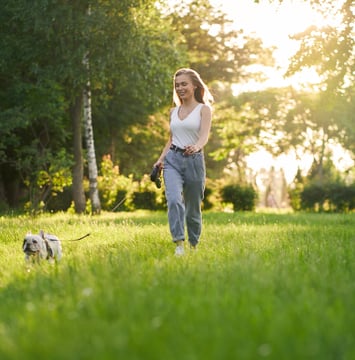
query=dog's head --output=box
[23,234,46,258]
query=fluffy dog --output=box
[23,230,62,264]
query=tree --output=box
[166,0,274,85]
[217,83,354,184]
[283,90,349,182]
[0,0,71,209]
[287,0,354,93]
[209,87,296,182]
[285,0,354,158]
[91,2,183,178]
[0,0,181,211]
[83,31,101,214]
[70,95,86,213]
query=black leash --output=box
[63,233,91,242]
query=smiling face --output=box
[174,74,196,103]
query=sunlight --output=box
[246,149,313,185]
[210,0,335,89]
[210,0,333,56]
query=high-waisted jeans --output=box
[163,148,205,247]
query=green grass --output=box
[0,211,354,360]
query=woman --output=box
[154,68,213,256]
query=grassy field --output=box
[0,211,354,360]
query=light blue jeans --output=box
[163,149,206,247]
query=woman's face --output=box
[175,74,195,102]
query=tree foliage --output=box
[285,0,354,156]
[165,0,274,85]
[287,0,354,93]
[0,0,181,209]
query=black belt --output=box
[170,144,185,152]
[170,144,202,153]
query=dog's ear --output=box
[22,239,27,250]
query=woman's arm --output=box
[154,108,174,168]
[154,135,172,168]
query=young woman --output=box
[154,68,213,256]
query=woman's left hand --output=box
[184,145,200,155]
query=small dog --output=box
[23,230,62,264]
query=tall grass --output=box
[0,211,354,359]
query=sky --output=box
[210,0,329,62]
[209,0,331,92]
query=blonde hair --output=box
[173,68,214,106]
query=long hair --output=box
[173,68,214,107]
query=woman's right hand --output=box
[153,160,163,169]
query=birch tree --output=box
[71,95,86,213]
[82,4,101,214]
[83,53,101,214]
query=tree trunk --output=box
[82,5,101,215]
[71,95,86,213]
[83,58,101,214]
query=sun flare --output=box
[211,0,337,76]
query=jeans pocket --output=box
[188,154,205,181]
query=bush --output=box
[111,190,129,212]
[203,187,213,210]
[288,183,303,211]
[132,191,157,210]
[46,187,72,212]
[221,184,258,211]
[327,182,355,212]
[98,155,134,211]
[349,184,355,211]
[301,184,327,212]
[300,182,355,213]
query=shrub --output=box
[327,182,355,212]
[202,187,213,210]
[300,182,355,213]
[46,187,72,212]
[97,155,134,211]
[288,183,303,211]
[132,191,158,210]
[131,173,167,211]
[221,184,258,211]
[301,184,327,212]
[349,184,355,211]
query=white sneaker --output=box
[174,245,185,256]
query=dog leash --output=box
[61,233,91,242]
[111,196,127,212]
[42,232,91,242]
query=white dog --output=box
[23,230,62,264]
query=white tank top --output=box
[170,103,204,148]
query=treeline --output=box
[0,0,354,214]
